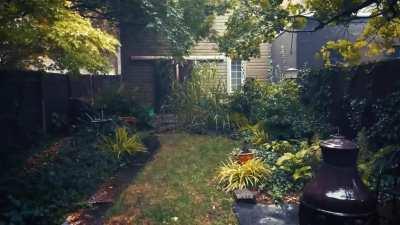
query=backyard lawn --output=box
[105,133,238,225]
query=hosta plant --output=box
[216,158,271,192]
[100,127,146,158]
[275,141,321,181]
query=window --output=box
[231,60,244,91]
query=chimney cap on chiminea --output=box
[320,135,357,150]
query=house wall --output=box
[120,22,168,106]
[120,14,272,106]
[246,43,272,81]
[296,20,366,68]
[271,32,298,81]
[121,60,156,106]
[271,20,368,82]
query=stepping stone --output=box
[234,203,299,225]
[234,189,257,203]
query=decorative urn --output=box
[299,135,378,225]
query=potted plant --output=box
[119,116,137,125]
[238,141,255,164]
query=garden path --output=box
[234,203,298,225]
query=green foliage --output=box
[219,0,400,65]
[230,112,250,129]
[167,62,230,133]
[80,0,228,58]
[239,122,270,147]
[100,127,146,158]
[217,0,288,59]
[254,138,321,200]
[216,158,271,192]
[94,84,155,127]
[0,128,132,225]
[231,79,320,139]
[275,141,321,181]
[0,0,119,73]
[358,145,400,188]
[299,61,400,146]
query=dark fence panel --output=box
[70,75,92,99]
[0,70,121,150]
[0,71,43,150]
[300,59,400,146]
[42,74,70,132]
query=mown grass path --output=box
[105,133,238,225]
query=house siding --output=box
[271,19,368,82]
[190,15,227,56]
[246,43,271,81]
[121,61,155,106]
[121,14,272,106]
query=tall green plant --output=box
[231,79,319,139]
[168,62,230,133]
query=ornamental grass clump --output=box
[100,127,146,158]
[216,158,271,192]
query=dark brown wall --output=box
[120,23,168,107]
[122,61,156,106]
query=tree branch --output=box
[284,0,378,33]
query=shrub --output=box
[239,122,269,147]
[216,158,271,192]
[230,79,320,140]
[167,62,230,133]
[255,138,321,200]
[275,141,321,181]
[94,84,155,128]
[100,127,146,158]
[299,60,400,146]
[1,128,130,225]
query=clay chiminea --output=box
[238,141,255,164]
[299,135,378,225]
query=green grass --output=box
[106,133,238,225]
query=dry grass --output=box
[105,133,238,225]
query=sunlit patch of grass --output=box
[105,133,238,225]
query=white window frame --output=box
[227,58,246,93]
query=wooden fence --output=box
[0,70,121,149]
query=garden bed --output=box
[0,128,157,225]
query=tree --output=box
[0,0,119,74]
[219,0,400,66]
[116,0,229,57]
[0,0,228,73]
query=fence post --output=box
[39,74,47,135]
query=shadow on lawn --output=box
[62,134,161,225]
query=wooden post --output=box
[175,63,180,81]
[90,74,95,105]
[39,75,47,135]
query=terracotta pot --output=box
[238,152,254,164]
[119,116,137,125]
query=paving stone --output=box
[234,203,299,225]
[234,189,257,203]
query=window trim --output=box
[227,58,246,93]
